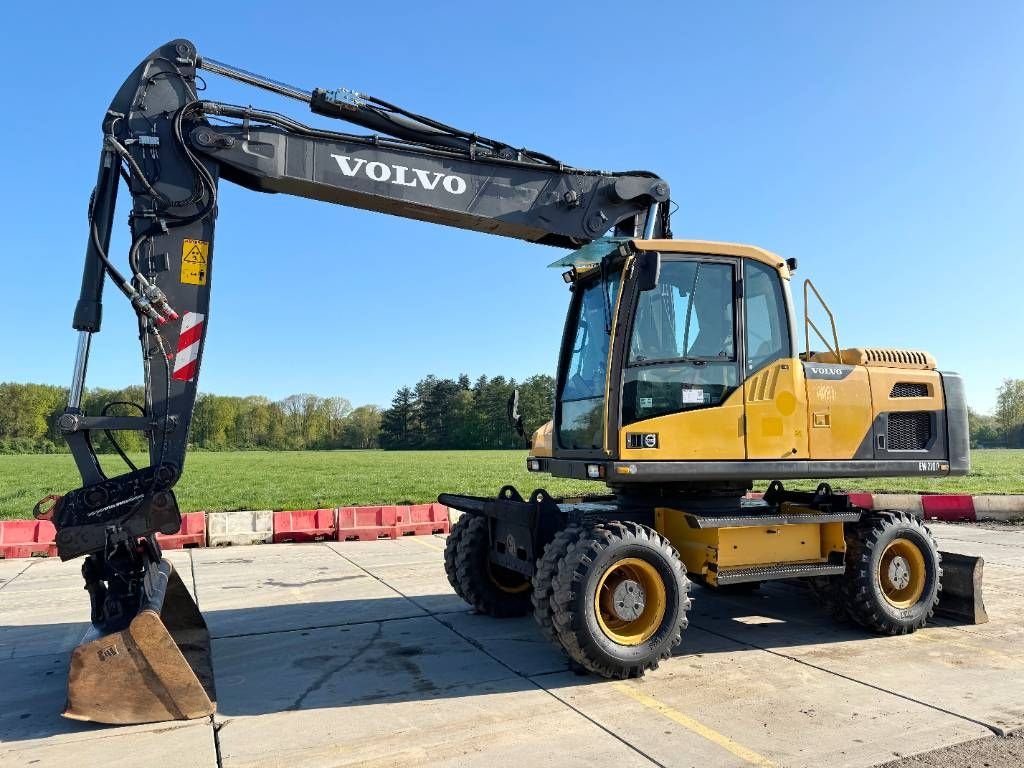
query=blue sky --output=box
[1,3,1021,413]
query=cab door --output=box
[742,260,808,459]
[617,255,746,462]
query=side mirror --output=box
[635,250,661,292]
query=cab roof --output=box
[550,237,793,281]
[633,239,792,279]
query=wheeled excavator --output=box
[40,39,979,725]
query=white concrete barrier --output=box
[871,494,925,514]
[207,510,273,546]
[973,495,1024,522]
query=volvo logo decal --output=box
[330,153,468,195]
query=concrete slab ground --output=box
[1,521,1022,767]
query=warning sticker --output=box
[180,239,209,285]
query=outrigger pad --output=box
[63,561,216,724]
[935,551,989,625]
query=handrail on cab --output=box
[803,279,843,365]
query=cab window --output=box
[557,272,620,450]
[623,259,739,425]
[743,260,790,373]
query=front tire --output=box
[841,510,941,635]
[446,515,533,617]
[551,521,690,678]
[532,524,584,644]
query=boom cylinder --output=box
[73,147,119,333]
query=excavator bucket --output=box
[63,560,216,724]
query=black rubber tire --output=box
[531,524,584,645]
[807,575,850,623]
[451,515,533,618]
[443,514,471,599]
[841,510,942,635]
[551,521,690,679]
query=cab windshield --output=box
[557,270,620,450]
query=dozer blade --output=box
[64,560,216,724]
[935,551,989,625]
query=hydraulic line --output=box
[197,56,562,166]
[198,100,658,179]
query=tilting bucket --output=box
[64,560,216,724]
[935,551,989,625]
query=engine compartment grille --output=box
[891,382,929,398]
[887,412,932,451]
[865,348,933,367]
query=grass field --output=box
[1,449,1022,520]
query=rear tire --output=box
[443,514,470,599]
[808,575,850,623]
[841,510,941,635]
[450,515,533,618]
[532,524,584,645]
[551,521,690,679]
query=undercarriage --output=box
[439,481,982,679]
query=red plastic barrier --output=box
[921,495,975,522]
[848,492,874,510]
[273,509,337,543]
[337,506,400,541]
[395,503,450,537]
[155,511,207,549]
[336,504,449,540]
[0,520,57,559]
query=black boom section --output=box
[54,38,671,567]
[193,111,667,248]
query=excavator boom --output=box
[45,39,670,724]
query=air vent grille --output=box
[891,382,929,398]
[887,412,931,451]
[864,348,931,367]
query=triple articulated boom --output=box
[45,39,668,723]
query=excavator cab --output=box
[532,238,969,484]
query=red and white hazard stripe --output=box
[172,312,205,382]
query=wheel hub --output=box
[887,555,911,591]
[611,579,646,621]
[594,557,668,646]
[879,537,928,609]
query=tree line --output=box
[380,374,553,450]
[2,376,1021,454]
[0,373,555,453]
[969,379,1024,448]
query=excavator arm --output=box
[42,39,669,723]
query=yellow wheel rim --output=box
[487,560,531,594]
[594,557,667,645]
[879,538,927,609]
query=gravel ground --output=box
[881,730,1024,767]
